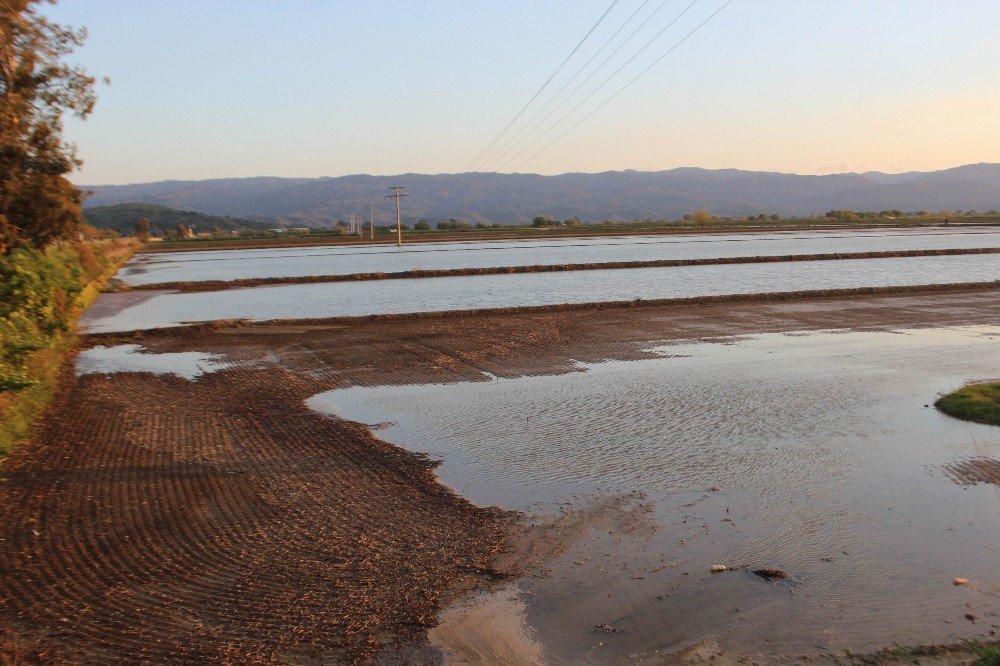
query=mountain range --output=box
[81,163,1000,227]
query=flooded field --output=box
[120,227,1000,285]
[310,325,1000,662]
[85,252,1000,332]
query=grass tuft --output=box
[936,381,1000,427]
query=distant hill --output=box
[83,203,272,235]
[82,163,1000,226]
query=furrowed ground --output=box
[0,362,513,663]
[1,285,999,663]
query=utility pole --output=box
[369,201,375,240]
[385,186,409,247]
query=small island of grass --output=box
[936,381,1000,426]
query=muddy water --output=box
[309,326,1000,662]
[120,227,1000,285]
[83,253,1000,332]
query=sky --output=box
[42,0,1000,185]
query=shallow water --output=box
[310,326,1000,662]
[120,227,1000,285]
[84,253,1000,332]
[76,344,232,379]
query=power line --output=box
[495,0,703,172]
[513,0,734,172]
[476,0,658,173]
[463,0,620,172]
[482,0,676,172]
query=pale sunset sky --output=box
[43,0,1000,185]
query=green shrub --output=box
[0,240,136,454]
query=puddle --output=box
[309,325,1000,662]
[76,344,232,380]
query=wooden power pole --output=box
[385,186,409,247]
[369,201,375,240]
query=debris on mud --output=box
[593,623,625,634]
[753,568,789,580]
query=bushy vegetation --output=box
[436,219,472,230]
[0,239,136,454]
[935,382,1000,426]
[83,203,270,236]
[970,643,1000,666]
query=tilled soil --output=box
[0,367,513,664]
[3,286,1000,664]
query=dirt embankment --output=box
[4,287,1000,663]
[115,247,1000,293]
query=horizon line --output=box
[74,161,999,189]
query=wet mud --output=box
[4,288,1000,663]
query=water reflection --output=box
[120,227,1000,285]
[76,344,232,379]
[310,326,1000,661]
[85,253,1000,332]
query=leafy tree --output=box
[564,217,580,226]
[133,217,150,241]
[692,210,711,225]
[825,209,859,221]
[413,220,430,230]
[1,0,98,252]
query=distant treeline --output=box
[83,203,272,237]
[123,207,1000,247]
